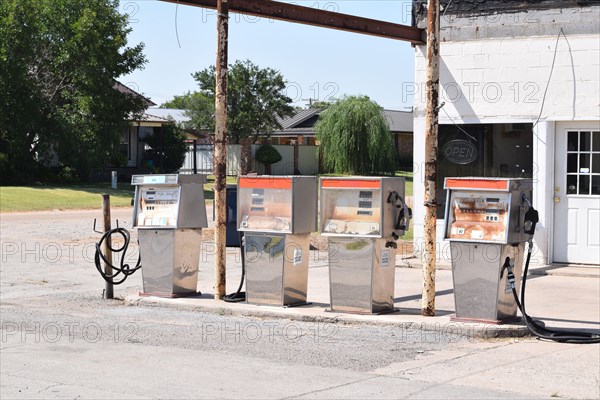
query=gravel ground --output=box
[1,293,461,373]
[1,208,459,373]
[2,208,599,400]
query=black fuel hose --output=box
[94,227,141,285]
[224,232,246,302]
[509,239,600,344]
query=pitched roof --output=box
[272,108,413,136]
[113,81,156,107]
[277,108,322,129]
[146,108,191,124]
[383,109,413,132]
[137,113,170,123]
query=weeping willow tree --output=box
[316,96,397,175]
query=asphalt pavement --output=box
[1,207,599,399]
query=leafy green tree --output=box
[0,0,147,183]
[309,100,333,109]
[160,92,196,109]
[182,60,294,144]
[142,123,188,174]
[160,91,214,135]
[254,144,283,175]
[316,96,396,175]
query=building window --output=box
[436,123,533,218]
[566,130,600,195]
[120,128,132,161]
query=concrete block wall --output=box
[413,34,600,122]
[411,8,600,264]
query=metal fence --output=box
[181,144,319,176]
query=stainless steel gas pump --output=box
[443,177,532,323]
[319,177,411,314]
[132,174,207,297]
[237,176,318,307]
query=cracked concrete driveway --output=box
[1,209,599,399]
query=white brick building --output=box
[411,1,600,266]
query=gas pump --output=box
[319,177,411,314]
[443,177,532,323]
[443,177,600,341]
[237,175,318,307]
[132,174,207,297]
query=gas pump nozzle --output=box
[388,191,412,233]
[521,193,538,236]
[523,207,539,237]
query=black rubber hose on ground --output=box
[94,228,141,285]
[224,232,246,302]
[510,241,600,344]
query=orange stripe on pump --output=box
[321,179,380,189]
[445,179,509,190]
[239,177,292,190]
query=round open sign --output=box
[443,140,478,164]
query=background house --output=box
[269,108,414,168]
[411,0,600,266]
[181,107,415,176]
[119,109,206,174]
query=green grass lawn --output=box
[0,184,135,212]
[0,176,239,212]
[1,172,414,218]
[203,175,239,202]
[394,170,413,197]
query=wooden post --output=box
[213,0,229,300]
[291,139,299,174]
[422,0,440,317]
[240,137,252,175]
[102,194,114,299]
[193,139,198,174]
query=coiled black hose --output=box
[509,239,600,344]
[94,227,141,285]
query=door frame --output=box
[553,121,600,265]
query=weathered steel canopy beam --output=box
[161,0,425,44]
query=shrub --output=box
[57,166,79,184]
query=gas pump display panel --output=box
[131,174,208,230]
[135,186,180,227]
[238,179,292,232]
[237,176,318,234]
[321,183,382,236]
[443,178,533,244]
[320,177,406,238]
[445,191,510,243]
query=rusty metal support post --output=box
[422,0,440,316]
[213,0,229,300]
[102,194,114,299]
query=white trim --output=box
[553,121,600,264]
[437,117,536,125]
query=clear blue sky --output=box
[120,0,416,110]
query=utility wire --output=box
[175,1,182,48]
[440,104,478,142]
[533,28,567,128]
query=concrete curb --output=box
[397,260,599,276]
[125,294,531,340]
[529,266,600,278]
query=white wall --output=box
[413,34,600,122]
[182,144,319,176]
[413,33,600,265]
